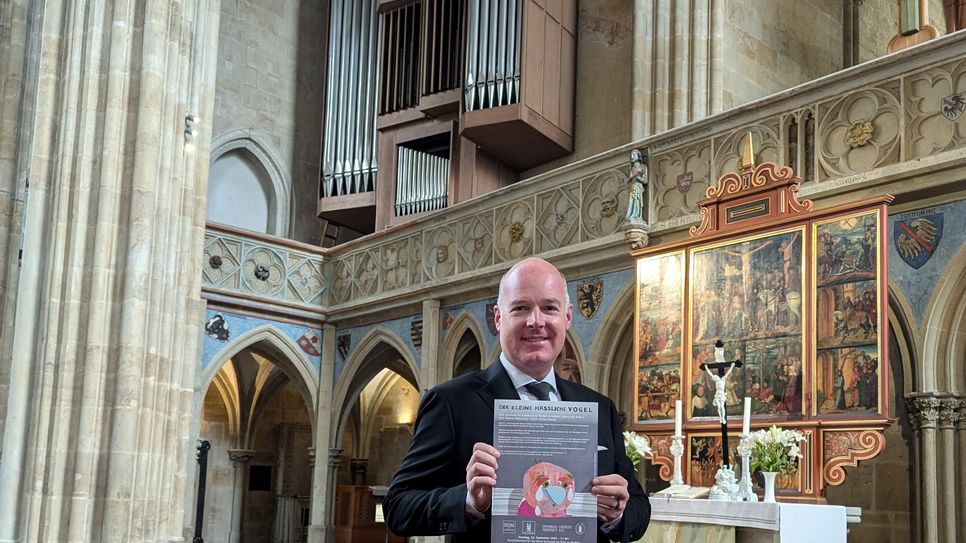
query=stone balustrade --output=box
[201,31,966,322]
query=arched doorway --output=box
[197,329,318,543]
[330,330,419,542]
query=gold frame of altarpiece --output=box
[632,154,892,502]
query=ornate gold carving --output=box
[846,120,874,148]
[822,429,885,486]
[689,162,813,238]
[496,201,533,261]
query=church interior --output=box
[1,0,965,542]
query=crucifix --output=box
[699,339,742,467]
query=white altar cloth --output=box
[647,498,847,543]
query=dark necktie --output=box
[524,381,554,401]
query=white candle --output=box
[674,399,683,436]
[742,396,751,436]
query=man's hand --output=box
[592,473,629,523]
[465,443,500,514]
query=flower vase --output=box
[762,471,778,503]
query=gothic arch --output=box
[921,244,966,393]
[590,281,636,399]
[440,312,486,378]
[209,128,292,237]
[199,324,319,433]
[888,284,919,396]
[331,327,420,445]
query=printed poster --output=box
[492,400,598,543]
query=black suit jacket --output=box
[384,361,650,542]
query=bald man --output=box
[384,258,650,542]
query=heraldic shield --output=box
[894,213,943,269]
[577,280,603,319]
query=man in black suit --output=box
[384,257,650,542]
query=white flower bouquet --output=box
[739,425,806,476]
[623,431,653,471]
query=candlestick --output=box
[735,434,757,502]
[742,397,751,436]
[674,399,683,436]
[669,434,684,486]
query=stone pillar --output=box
[421,299,441,391]
[326,448,344,543]
[908,396,941,543]
[0,1,220,542]
[308,324,336,543]
[939,398,961,543]
[227,449,256,543]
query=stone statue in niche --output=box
[622,149,650,250]
[625,149,648,224]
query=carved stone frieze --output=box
[711,122,781,181]
[651,141,712,221]
[287,257,326,305]
[457,213,494,272]
[380,239,411,292]
[424,224,456,280]
[331,257,354,305]
[817,82,901,180]
[355,250,380,298]
[203,237,242,289]
[903,58,966,159]
[580,166,628,238]
[495,200,534,262]
[242,246,286,295]
[536,183,581,252]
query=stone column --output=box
[939,398,961,543]
[908,396,941,543]
[325,448,344,543]
[308,324,336,543]
[227,449,256,543]
[421,299,441,391]
[0,1,220,542]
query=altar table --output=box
[638,498,847,543]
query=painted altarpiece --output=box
[631,149,891,502]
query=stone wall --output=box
[244,382,313,542]
[213,0,326,244]
[716,0,844,111]
[825,422,912,542]
[524,0,634,176]
[200,388,236,543]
